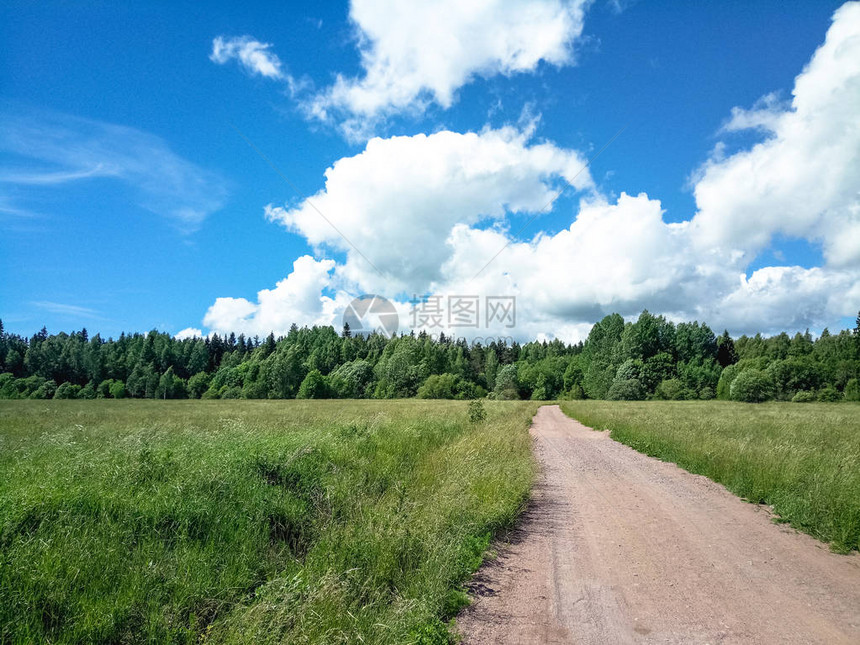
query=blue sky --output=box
[2,0,858,341]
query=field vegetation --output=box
[0,399,537,644]
[561,400,860,552]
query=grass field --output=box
[560,400,860,553]
[0,400,538,644]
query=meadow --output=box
[0,399,538,644]
[561,400,860,552]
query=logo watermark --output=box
[410,294,516,330]
[343,294,399,338]
[343,293,517,343]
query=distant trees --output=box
[0,311,858,402]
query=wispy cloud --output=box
[0,109,229,232]
[0,163,114,185]
[210,35,287,80]
[31,301,103,319]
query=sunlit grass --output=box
[0,399,538,644]
[560,400,860,552]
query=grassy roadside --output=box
[559,400,860,553]
[0,400,539,644]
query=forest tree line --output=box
[1,311,859,403]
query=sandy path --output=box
[458,405,860,644]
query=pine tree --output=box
[262,333,276,358]
[716,330,738,367]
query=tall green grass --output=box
[560,401,860,552]
[0,400,538,644]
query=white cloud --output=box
[690,1,860,268]
[306,0,590,138]
[195,3,860,341]
[709,266,860,335]
[31,301,102,319]
[0,110,227,232]
[202,256,339,336]
[265,125,594,295]
[175,327,203,340]
[210,35,286,80]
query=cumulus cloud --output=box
[265,125,593,295]
[306,0,590,137]
[210,35,287,79]
[196,3,860,341]
[175,327,203,340]
[202,256,339,336]
[0,110,227,232]
[709,266,860,335]
[690,1,860,268]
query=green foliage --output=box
[296,369,331,399]
[639,352,674,391]
[187,371,211,399]
[0,399,537,644]
[845,378,860,402]
[329,359,374,398]
[716,330,739,367]
[606,378,645,401]
[582,313,624,399]
[817,384,841,402]
[1,311,856,403]
[567,384,585,400]
[492,364,519,400]
[468,399,487,423]
[418,373,460,399]
[78,381,96,399]
[698,386,715,400]
[109,380,126,399]
[560,400,860,552]
[716,363,741,400]
[730,369,774,403]
[615,358,642,382]
[54,382,82,399]
[156,367,186,399]
[655,378,685,400]
[791,390,816,403]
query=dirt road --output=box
[458,405,860,644]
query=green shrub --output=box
[297,369,331,399]
[567,384,585,400]
[530,386,548,400]
[716,363,741,400]
[468,399,487,423]
[844,378,860,402]
[699,386,715,400]
[29,380,57,400]
[53,382,82,399]
[729,369,773,403]
[615,358,642,382]
[791,390,816,403]
[108,380,126,399]
[817,384,841,402]
[96,380,113,398]
[417,373,459,399]
[187,372,211,399]
[492,365,519,399]
[78,382,97,400]
[606,378,645,401]
[655,378,685,400]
